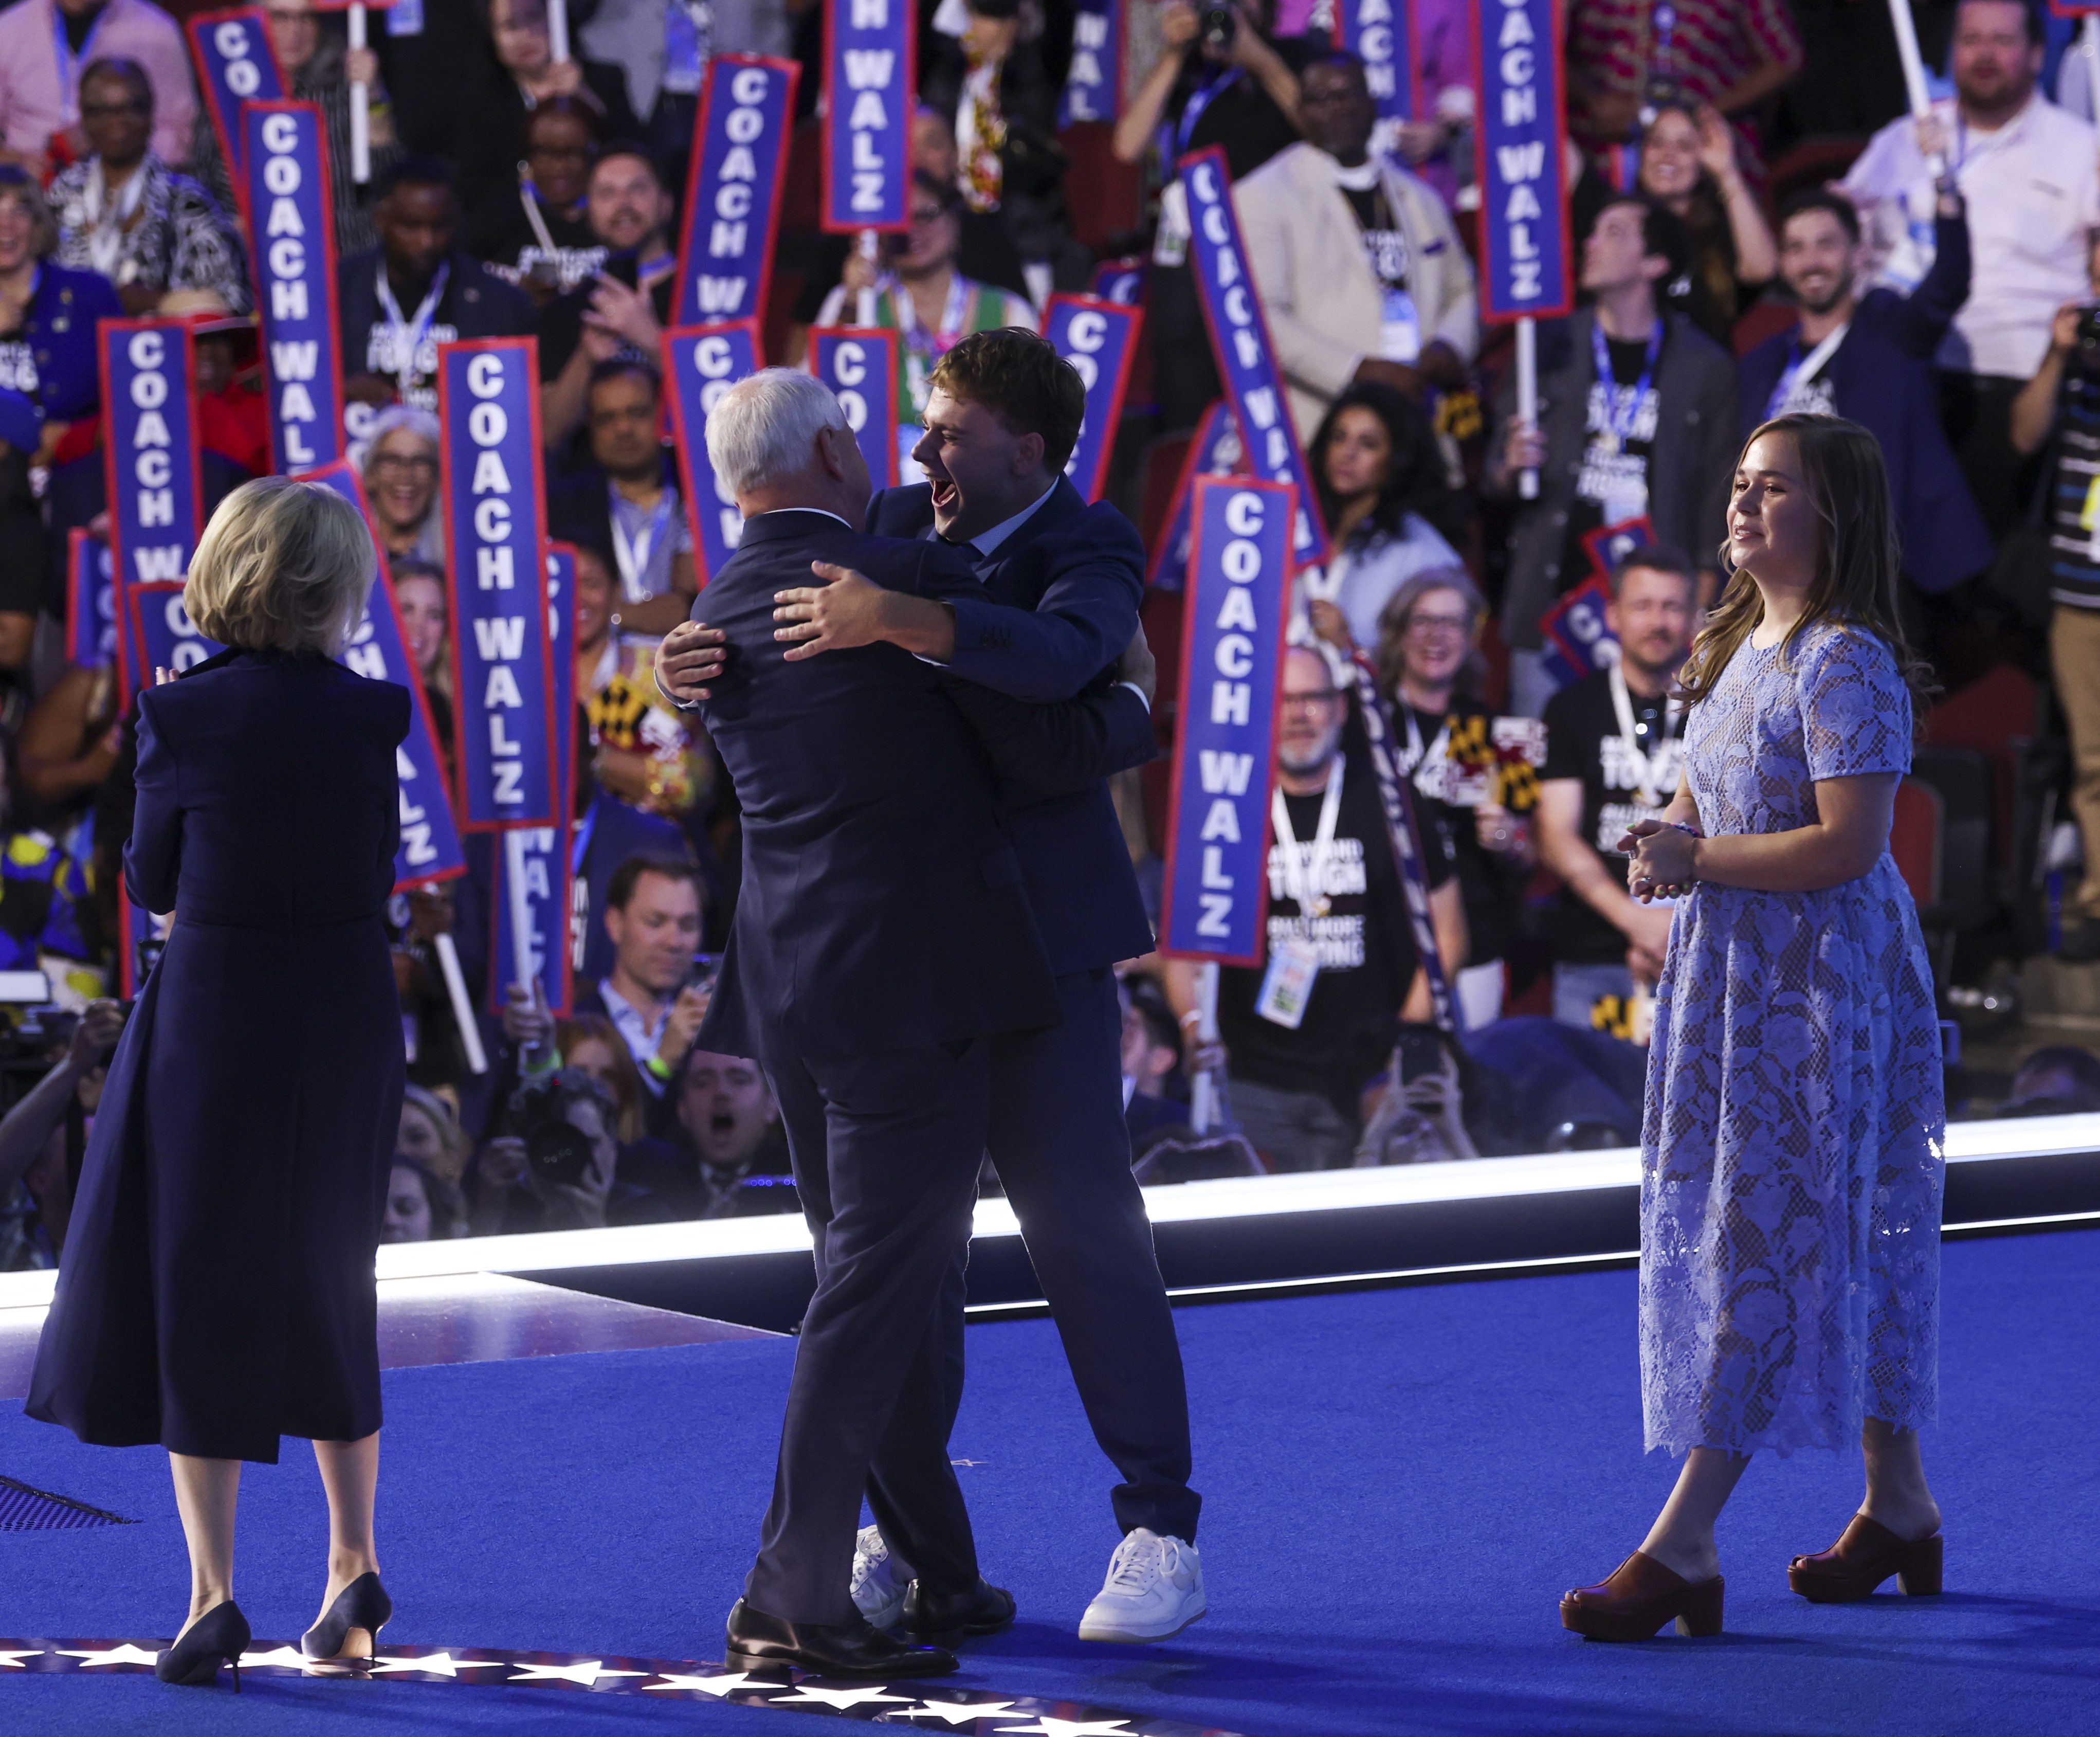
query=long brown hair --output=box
[1677,414,1934,727]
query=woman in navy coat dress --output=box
[27,477,410,1687]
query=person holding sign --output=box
[1561,415,1944,1642]
[654,367,1163,1678]
[1487,195,1736,720]
[28,477,410,1685]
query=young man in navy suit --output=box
[668,330,1206,1645]
[657,368,1159,1680]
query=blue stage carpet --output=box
[5,1228,2099,1735]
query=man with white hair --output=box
[655,368,1156,1681]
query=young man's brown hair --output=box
[925,327,1088,473]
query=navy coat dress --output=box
[28,648,410,1463]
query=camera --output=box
[2077,303,2100,359]
[1199,3,1236,53]
[509,1072,597,1190]
[688,952,722,998]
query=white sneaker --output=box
[850,1524,910,1630]
[1077,1528,1207,1642]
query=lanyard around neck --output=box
[1766,320,1850,420]
[376,260,449,398]
[1609,658,1681,809]
[1591,317,1663,448]
[610,488,672,601]
[1270,757,1345,917]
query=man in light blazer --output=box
[1234,50,1479,443]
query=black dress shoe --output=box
[725,1598,957,1678]
[904,1577,1016,1646]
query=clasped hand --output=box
[1619,817,1700,903]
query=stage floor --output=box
[4,1228,2098,1735]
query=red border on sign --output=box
[674,54,801,330]
[810,325,901,487]
[240,100,346,475]
[99,318,206,686]
[1156,470,1297,968]
[1469,0,1575,324]
[661,317,766,587]
[1043,292,1144,504]
[184,7,291,190]
[436,335,560,831]
[819,0,916,235]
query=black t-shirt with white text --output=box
[1540,668,1685,966]
[1218,755,1455,1114]
[1559,330,1665,594]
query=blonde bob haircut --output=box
[184,476,377,659]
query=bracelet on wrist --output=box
[644,1053,674,1082]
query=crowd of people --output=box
[4,0,2100,1264]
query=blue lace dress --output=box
[1641,622,1945,1457]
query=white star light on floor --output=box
[237,1646,311,1670]
[994,1719,1139,1736]
[644,1671,764,1695]
[0,1651,43,1669]
[56,1644,163,1669]
[504,1659,648,1687]
[369,1652,510,1677]
[768,1682,915,1709]
[899,1697,1018,1723]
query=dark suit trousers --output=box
[869,968,1201,1560]
[747,1041,990,1624]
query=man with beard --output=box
[1536,549,1698,1030]
[1738,189,1992,601]
[1842,0,2100,534]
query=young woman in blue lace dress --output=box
[1560,414,1946,1642]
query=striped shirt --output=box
[1567,0,1801,121]
[2048,366,2100,609]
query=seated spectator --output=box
[1744,189,1990,603]
[0,997,122,1269]
[361,405,445,566]
[1301,381,1466,648]
[549,1010,649,1141]
[575,852,707,1101]
[549,360,696,635]
[918,0,1084,293]
[1535,548,1697,1032]
[389,555,452,771]
[623,1046,795,1218]
[570,787,691,993]
[396,1080,470,1188]
[455,0,638,220]
[1317,568,1537,1033]
[1121,979,1192,1159]
[1164,646,1466,1171]
[1236,50,1478,442]
[380,1154,466,1242]
[1117,0,1307,430]
[49,58,249,316]
[465,95,608,299]
[536,141,679,455]
[1487,195,1735,719]
[0,0,197,181]
[1571,103,1777,351]
[784,105,1032,366]
[189,0,401,258]
[813,172,1036,479]
[339,157,537,429]
[2013,232,2100,963]
[573,539,709,818]
[2001,1044,2100,1114]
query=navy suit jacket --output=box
[867,477,1157,975]
[691,510,1143,1062]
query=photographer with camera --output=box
[0,998,123,1269]
[469,1066,627,1234]
[2012,227,2100,963]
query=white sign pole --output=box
[2085,14,2100,112]
[1515,316,1539,501]
[1884,0,1947,177]
[1188,961,1221,1134]
[432,931,490,1074]
[548,0,570,68]
[347,3,370,184]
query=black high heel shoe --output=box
[301,1572,393,1662]
[156,1600,250,1691]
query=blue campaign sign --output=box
[1159,474,1294,965]
[811,327,898,489]
[663,319,762,583]
[491,825,574,1017]
[1058,0,1121,124]
[99,320,204,602]
[1090,256,1144,305]
[545,542,576,820]
[673,56,798,327]
[1147,400,1246,592]
[437,338,561,829]
[1471,0,1573,322]
[1044,294,1141,503]
[821,0,914,232]
[65,528,116,669]
[186,7,285,178]
[244,101,344,473]
[305,457,469,889]
[127,582,225,680]
[1177,148,1328,569]
[1339,0,1416,125]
